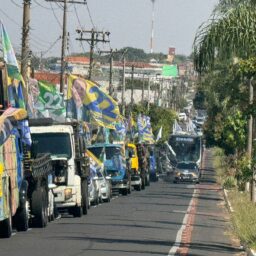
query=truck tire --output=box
[73,205,82,217]
[128,182,131,194]
[81,180,88,215]
[31,188,48,228]
[145,174,150,186]
[121,188,128,196]
[0,194,12,238]
[141,177,145,190]
[135,183,141,191]
[15,200,29,232]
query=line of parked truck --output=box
[0,111,159,238]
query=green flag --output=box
[29,80,66,121]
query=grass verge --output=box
[213,147,256,250]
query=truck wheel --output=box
[73,206,82,218]
[31,188,48,228]
[128,183,131,194]
[145,175,150,186]
[81,180,88,215]
[141,177,145,190]
[0,195,12,238]
[135,183,141,191]
[15,200,29,232]
[122,188,128,196]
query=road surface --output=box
[0,149,244,256]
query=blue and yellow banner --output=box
[67,75,120,129]
[137,114,154,143]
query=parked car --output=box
[173,162,201,183]
[87,149,112,202]
[88,176,100,205]
[96,170,112,202]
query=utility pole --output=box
[45,0,85,92]
[21,0,31,101]
[100,49,126,97]
[131,65,134,107]
[100,49,113,95]
[248,78,255,202]
[147,77,151,111]
[121,53,126,116]
[76,29,110,79]
[141,74,145,103]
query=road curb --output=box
[223,188,256,256]
[247,248,256,256]
[223,189,234,213]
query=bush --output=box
[223,176,237,189]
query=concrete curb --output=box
[223,188,256,256]
[223,189,234,213]
[247,248,256,256]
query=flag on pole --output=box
[67,75,120,129]
[173,120,183,134]
[28,79,66,121]
[1,22,22,81]
[156,126,162,142]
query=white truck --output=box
[30,120,90,218]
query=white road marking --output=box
[11,232,16,236]
[186,185,195,189]
[168,189,197,256]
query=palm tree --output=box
[194,0,256,72]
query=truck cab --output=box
[87,143,131,196]
[126,143,141,191]
[30,121,89,217]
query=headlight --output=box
[64,188,72,200]
[175,172,181,176]
[191,172,198,178]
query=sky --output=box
[1,0,218,58]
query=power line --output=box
[50,2,63,29]
[10,0,22,8]
[34,0,60,10]
[74,5,87,54]
[0,7,21,27]
[85,0,95,29]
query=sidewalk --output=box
[187,149,245,256]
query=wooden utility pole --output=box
[141,74,145,103]
[21,0,31,99]
[45,0,85,92]
[248,78,255,202]
[100,49,126,97]
[121,53,126,116]
[131,65,134,107]
[76,29,110,79]
[147,77,151,111]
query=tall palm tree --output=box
[194,0,256,72]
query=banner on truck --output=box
[28,78,66,122]
[67,75,120,129]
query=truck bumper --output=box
[131,175,141,186]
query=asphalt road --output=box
[0,149,244,256]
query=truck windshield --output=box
[88,146,122,161]
[106,147,121,159]
[31,133,72,159]
[88,147,104,161]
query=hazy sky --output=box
[1,0,218,58]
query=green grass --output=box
[213,147,256,249]
[229,191,256,249]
